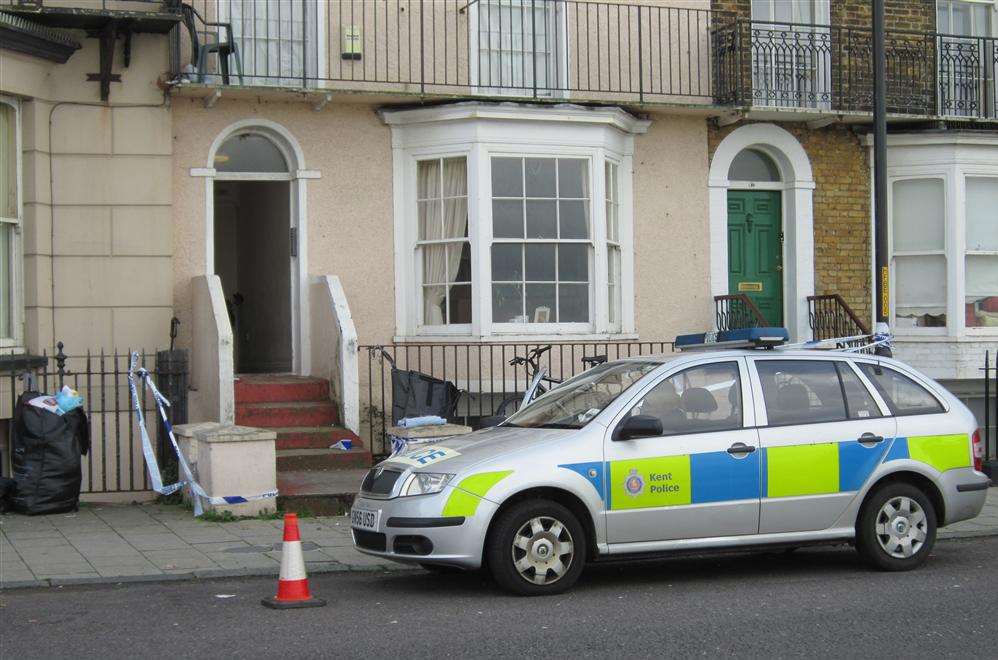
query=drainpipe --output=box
[872,0,891,353]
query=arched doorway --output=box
[727,148,784,326]
[205,123,308,374]
[709,123,815,340]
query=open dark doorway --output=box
[214,180,293,373]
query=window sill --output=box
[0,351,46,371]
[392,332,641,345]
[892,334,998,343]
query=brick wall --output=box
[710,0,936,31]
[708,122,872,330]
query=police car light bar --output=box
[675,327,790,351]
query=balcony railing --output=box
[713,18,998,119]
[169,0,714,104]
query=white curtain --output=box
[0,104,15,339]
[419,158,467,325]
[226,0,320,85]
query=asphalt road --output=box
[3,537,996,659]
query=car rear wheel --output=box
[486,499,586,596]
[856,482,937,571]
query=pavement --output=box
[3,536,998,658]
[2,487,996,590]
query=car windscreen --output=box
[502,361,662,429]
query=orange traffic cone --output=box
[261,513,326,609]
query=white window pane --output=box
[442,199,468,239]
[752,0,773,21]
[449,283,472,324]
[215,134,287,173]
[526,284,556,323]
[895,255,947,327]
[953,2,971,35]
[0,224,10,337]
[493,283,524,322]
[418,201,441,241]
[558,159,588,198]
[525,243,555,281]
[966,178,998,251]
[0,104,15,219]
[559,284,589,322]
[559,200,589,239]
[938,5,950,34]
[448,243,472,284]
[423,285,446,325]
[422,244,446,284]
[491,243,523,281]
[892,179,944,251]
[525,200,557,238]
[524,158,556,198]
[442,157,467,197]
[417,160,440,200]
[965,255,998,327]
[492,157,523,197]
[558,244,588,282]
[493,199,524,238]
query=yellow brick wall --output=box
[708,122,872,329]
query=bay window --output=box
[385,103,645,340]
[0,97,21,348]
[892,178,947,329]
[965,177,998,328]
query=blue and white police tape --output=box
[128,353,278,517]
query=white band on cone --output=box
[279,540,307,581]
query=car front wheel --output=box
[485,499,586,596]
[856,482,937,571]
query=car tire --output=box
[485,499,587,596]
[856,482,937,571]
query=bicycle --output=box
[478,346,608,427]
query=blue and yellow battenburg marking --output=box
[559,433,971,511]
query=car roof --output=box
[615,348,894,368]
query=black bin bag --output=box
[390,370,460,425]
[11,391,90,515]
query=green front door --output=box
[727,190,783,326]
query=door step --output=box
[234,375,330,403]
[235,400,338,428]
[276,468,367,516]
[276,447,372,471]
[272,426,362,451]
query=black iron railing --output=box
[713,18,998,119]
[980,350,998,473]
[1,343,187,494]
[807,294,870,341]
[714,294,766,332]
[169,0,714,103]
[360,339,673,455]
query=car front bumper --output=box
[350,491,497,570]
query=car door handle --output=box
[857,433,885,444]
[727,442,756,455]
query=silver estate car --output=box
[351,346,991,595]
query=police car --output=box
[350,328,991,595]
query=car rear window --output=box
[857,363,945,416]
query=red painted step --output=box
[274,426,363,451]
[235,400,338,428]
[276,448,372,471]
[234,375,329,404]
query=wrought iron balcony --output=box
[713,18,998,120]
[168,0,714,105]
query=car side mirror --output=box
[614,414,663,441]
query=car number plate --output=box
[350,507,380,531]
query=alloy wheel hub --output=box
[875,496,927,559]
[511,516,575,586]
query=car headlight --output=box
[400,472,454,497]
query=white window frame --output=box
[888,173,950,337]
[0,95,23,351]
[876,134,998,340]
[469,0,570,98]
[384,103,646,342]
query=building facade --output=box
[1,0,996,490]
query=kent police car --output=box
[350,328,991,595]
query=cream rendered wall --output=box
[171,97,397,354]
[1,31,174,356]
[171,98,709,355]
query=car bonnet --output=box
[377,424,577,474]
